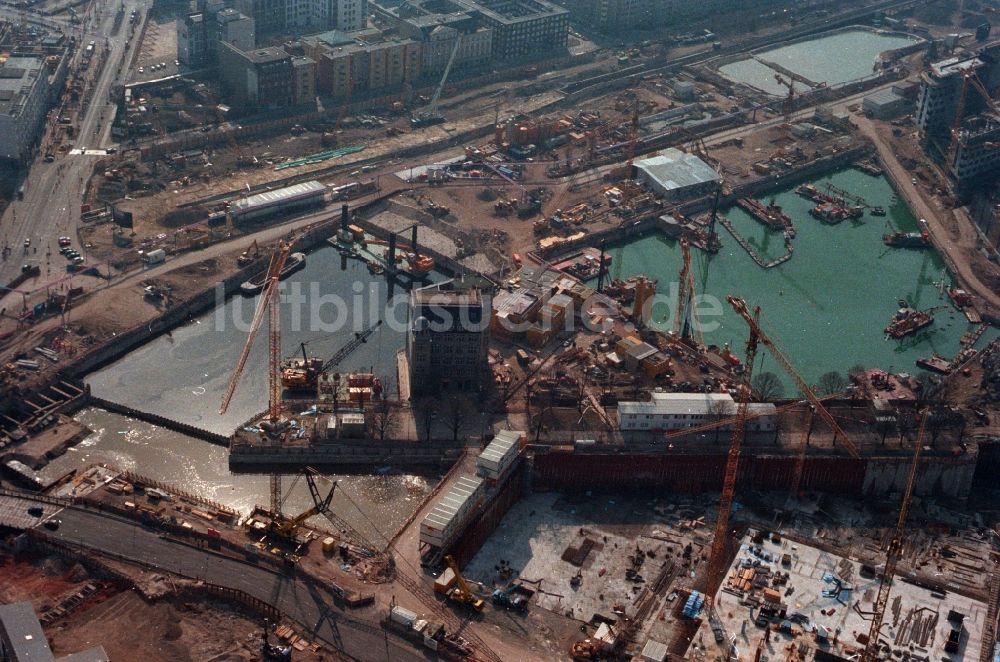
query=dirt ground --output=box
[0,552,324,662]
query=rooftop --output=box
[0,601,53,661]
[619,391,735,417]
[863,87,906,107]
[244,46,290,64]
[0,56,44,117]
[232,180,325,212]
[634,148,721,193]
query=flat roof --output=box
[423,474,483,533]
[863,88,905,107]
[233,180,325,213]
[0,56,44,117]
[478,429,520,466]
[635,148,720,192]
[619,392,734,417]
[0,601,53,661]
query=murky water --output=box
[39,408,435,544]
[600,168,997,386]
[88,244,440,433]
[719,30,920,95]
[77,244,446,540]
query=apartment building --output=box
[0,56,52,164]
[217,43,294,109]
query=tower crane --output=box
[703,296,761,602]
[673,238,691,338]
[726,297,859,497]
[220,240,292,513]
[773,74,795,119]
[683,253,705,348]
[860,410,929,662]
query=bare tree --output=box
[367,397,397,441]
[817,371,848,396]
[708,399,735,444]
[415,397,438,442]
[752,372,785,401]
[443,394,472,442]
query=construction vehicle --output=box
[411,37,460,128]
[570,638,602,660]
[237,239,259,266]
[266,472,338,542]
[443,555,484,611]
[860,410,929,662]
[491,585,528,612]
[279,320,382,391]
[260,621,292,661]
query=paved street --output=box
[0,0,147,286]
[32,501,431,662]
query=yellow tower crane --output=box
[220,240,292,513]
[860,410,929,662]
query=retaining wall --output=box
[529,446,977,499]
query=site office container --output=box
[418,474,485,548]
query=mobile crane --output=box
[444,555,485,612]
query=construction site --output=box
[4,0,1000,660]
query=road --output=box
[1,493,431,662]
[855,115,1000,312]
[0,0,147,285]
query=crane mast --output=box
[726,297,859,497]
[861,410,929,662]
[673,238,691,337]
[219,240,292,417]
[704,296,760,600]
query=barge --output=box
[240,252,306,295]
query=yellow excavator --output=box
[443,555,484,612]
[268,470,338,542]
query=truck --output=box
[140,248,166,265]
[491,586,528,612]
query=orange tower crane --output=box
[703,295,761,602]
[220,240,292,512]
[726,297,860,497]
[860,409,929,662]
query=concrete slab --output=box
[697,530,988,662]
[464,492,708,625]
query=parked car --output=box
[27,506,43,517]
[58,236,72,247]
[42,518,60,530]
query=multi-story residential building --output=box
[235,0,287,34]
[916,43,1000,153]
[304,30,421,98]
[0,56,52,164]
[373,0,566,63]
[949,115,1000,192]
[407,277,491,395]
[217,43,294,109]
[179,7,256,67]
[236,0,366,36]
[178,14,210,66]
[291,55,317,103]
[453,0,567,60]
